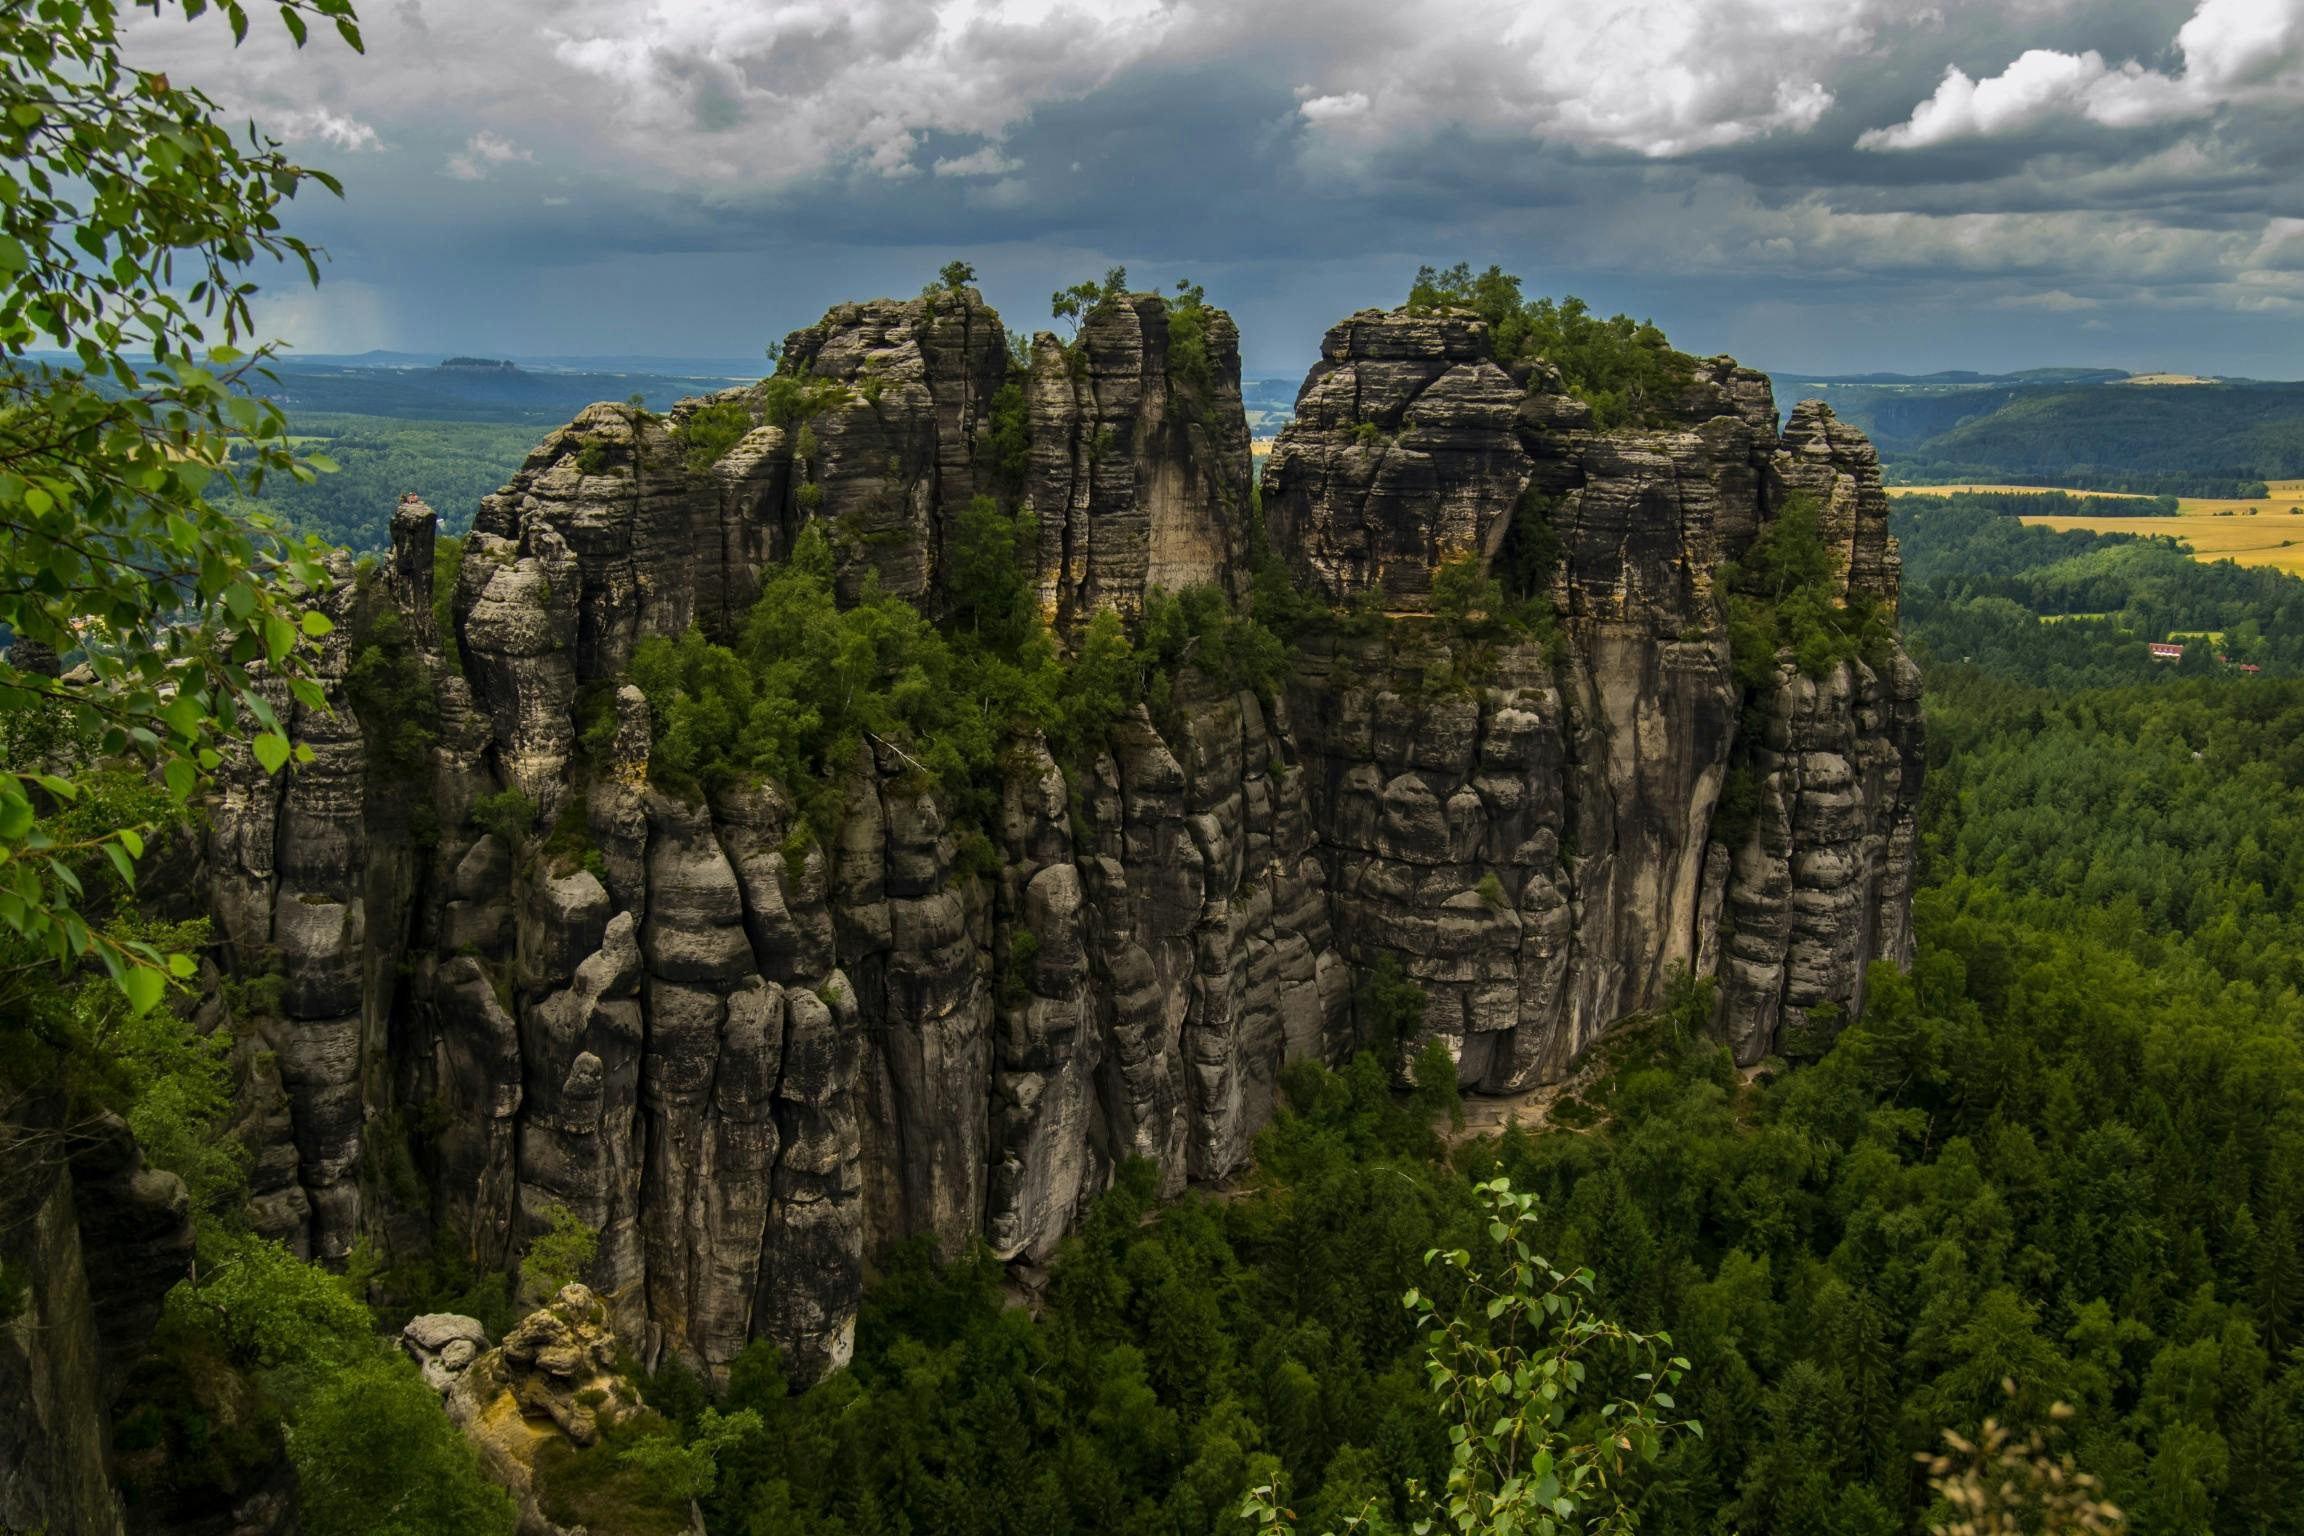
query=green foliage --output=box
[1406,263,1695,429]
[1004,927,1040,1006]
[631,524,995,834]
[982,379,1032,496]
[1430,551,1552,644]
[162,1231,375,1372]
[1052,265,1130,337]
[1245,1179,1693,1535]
[1722,495,1890,685]
[433,533,467,672]
[949,495,1041,654]
[938,259,976,292]
[521,1202,600,1303]
[1411,1038,1464,1133]
[620,1407,764,1503]
[344,607,440,798]
[371,1231,516,1339]
[1167,279,1215,398]
[1354,952,1428,1056]
[1137,583,1291,720]
[678,398,756,472]
[1496,488,1564,607]
[288,1354,519,1536]
[471,786,536,848]
[0,0,357,1010]
[758,368,856,427]
[533,1410,701,1536]
[574,437,612,475]
[627,518,1279,839]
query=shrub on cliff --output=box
[1406,262,1695,429]
[677,398,756,472]
[627,513,1285,838]
[1722,494,1893,686]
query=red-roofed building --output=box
[2148,642,2184,661]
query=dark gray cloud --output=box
[124,0,2304,380]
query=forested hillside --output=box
[1794,378,2304,498]
[223,414,534,549]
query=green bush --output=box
[1352,952,1427,1055]
[678,399,755,472]
[520,1203,600,1303]
[1407,262,1695,428]
[758,368,855,427]
[433,534,466,673]
[471,787,537,848]
[344,608,439,786]
[1165,279,1214,398]
[1004,928,1041,1006]
[980,379,1031,495]
[574,438,612,475]
[1722,494,1891,686]
[289,1354,519,1536]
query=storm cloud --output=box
[127,0,2304,378]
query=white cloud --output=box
[445,131,534,181]
[271,106,383,152]
[932,145,1022,177]
[1296,91,1370,124]
[2250,218,2304,270]
[1862,0,2304,148]
[1283,0,1892,159]
[1999,288,2101,309]
[546,0,1175,182]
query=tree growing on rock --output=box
[520,1203,601,1304]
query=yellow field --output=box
[1890,480,2304,574]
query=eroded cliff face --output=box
[1265,309,1923,1084]
[197,291,1917,1386]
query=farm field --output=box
[1891,479,2304,574]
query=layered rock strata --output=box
[195,291,1918,1393]
[1265,310,1923,1079]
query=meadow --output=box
[1890,479,2304,574]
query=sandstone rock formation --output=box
[416,1286,647,1535]
[1266,310,1923,1081]
[193,288,1918,1396]
[0,1099,195,1536]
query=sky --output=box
[126,0,2304,381]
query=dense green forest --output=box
[223,413,537,550]
[1892,492,2304,683]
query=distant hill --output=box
[1769,370,2304,498]
[253,358,751,423]
[1781,366,2130,389]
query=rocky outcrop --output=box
[194,289,1918,1397]
[1029,295,1251,625]
[0,1100,195,1536]
[1267,311,1921,1074]
[419,1286,647,1535]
